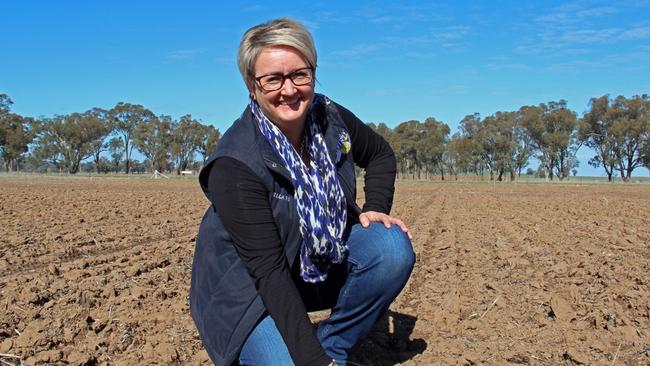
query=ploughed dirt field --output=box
[1,176,649,365]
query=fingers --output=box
[380,214,392,228]
[399,223,413,240]
[388,216,412,239]
[359,211,413,239]
[359,211,381,228]
[391,217,413,240]
[359,213,370,228]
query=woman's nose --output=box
[279,78,297,95]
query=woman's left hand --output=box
[359,211,413,240]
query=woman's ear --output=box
[246,80,256,100]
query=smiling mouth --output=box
[278,100,300,108]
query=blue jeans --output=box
[239,222,415,365]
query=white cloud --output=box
[516,2,650,58]
[621,26,650,39]
[576,6,618,17]
[557,28,620,44]
[546,47,650,72]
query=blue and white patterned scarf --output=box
[251,94,348,283]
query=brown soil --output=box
[1,176,649,365]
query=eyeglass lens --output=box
[258,68,313,91]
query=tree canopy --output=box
[1,91,648,180]
[581,94,650,181]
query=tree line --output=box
[1,92,649,180]
[368,95,650,182]
[0,94,220,174]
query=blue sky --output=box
[3,0,650,176]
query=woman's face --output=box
[250,46,315,133]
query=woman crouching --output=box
[189,18,415,366]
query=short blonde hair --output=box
[238,18,317,87]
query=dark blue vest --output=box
[189,98,359,366]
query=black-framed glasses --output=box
[254,67,314,92]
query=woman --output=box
[190,18,415,366]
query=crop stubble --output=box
[0,177,648,365]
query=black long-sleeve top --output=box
[207,103,395,366]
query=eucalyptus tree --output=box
[392,120,423,178]
[0,111,36,171]
[478,115,502,180]
[0,94,12,115]
[520,100,580,180]
[609,95,649,181]
[196,124,221,164]
[512,112,533,178]
[459,113,487,176]
[171,114,204,174]
[84,108,111,173]
[417,117,450,179]
[483,112,520,181]
[32,112,108,173]
[109,102,155,173]
[490,111,534,181]
[107,137,124,172]
[446,133,475,177]
[0,94,29,171]
[581,95,621,181]
[134,114,173,172]
[0,94,13,167]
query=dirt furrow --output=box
[2,177,650,365]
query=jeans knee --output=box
[386,225,415,279]
[361,223,415,283]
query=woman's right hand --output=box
[359,211,413,240]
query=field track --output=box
[1,176,649,365]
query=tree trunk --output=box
[124,140,133,174]
[70,158,81,174]
[94,152,101,173]
[604,161,613,182]
[617,158,627,181]
[619,169,627,181]
[625,155,634,182]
